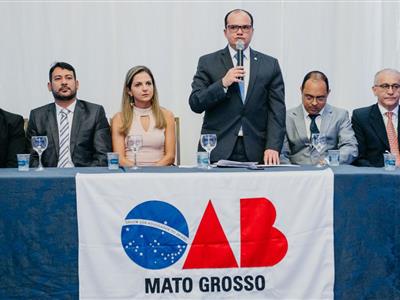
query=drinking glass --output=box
[31,136,48,171]
[126,135,143,169]
[200,134,217,169]
[311,133,327,167]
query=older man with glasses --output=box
[189,9,286,165]
[352,68,400,167]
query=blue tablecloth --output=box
[0,166,399,299]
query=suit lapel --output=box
[220,46,242,104]
[70,100,83,156]
[0,110,6,142]
[369,104,389,148]
[220,46,234,71]
[245,49,258,105]
[319,104,333,134]
[292,105,309,145]
[0,110,5,131]
[47,104,59,155]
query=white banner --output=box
[76,169,334,299]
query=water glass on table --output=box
[327,150,340,166]
[383,152,396,171]
[31,136,48,171]
[17,154,30,171]
[197,152,208,168]
[107,152,119,170]
[126,135,143,169]
[200,134,217,169]
[311,133,327,167]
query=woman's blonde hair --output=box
[120,65,166,135]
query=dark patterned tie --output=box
[309,114,320,135]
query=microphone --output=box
[235,40,244,67]
[235,40,245,80]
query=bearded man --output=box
[26,62,111,167]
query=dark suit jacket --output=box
[0,109,26,168]
[352,103,400,167]
[189,46,286,163]
[26,100,111,167]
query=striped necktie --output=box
[58,109,71,168]
[385,112,399,160]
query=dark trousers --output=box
[228,137,249,162]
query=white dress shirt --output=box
[55,101,76,167]
[228,45,250,100]
[302,105,325,139]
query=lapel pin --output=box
[254,57,257,61]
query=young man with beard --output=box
[26,62,111,167]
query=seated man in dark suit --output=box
[27,62,111,167]
[0,108,26,167]
[281,71,358,165]
[352,68,400,167]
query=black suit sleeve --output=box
[90,106,112,167]
[5,115,26,167]
[188,56,228,114]
[265,59,286,152]
[351,111,372,167]
[26,110,40,167]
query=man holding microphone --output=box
[189,9,286,164]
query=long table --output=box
[0,166,399,299]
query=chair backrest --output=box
[24,118,28,132]
[174,116,181,165]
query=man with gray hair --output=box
[352,68,400,167]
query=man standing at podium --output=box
[189,9,285,164]
[27,62,111,167]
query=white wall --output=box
[0,1,399,164]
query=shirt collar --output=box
[228,45,250,61]
[55,100,77,115]
[377,103,399,117]
[302,104,325,119]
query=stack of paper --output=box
[216,160,259,168]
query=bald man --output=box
[352,68,400,167]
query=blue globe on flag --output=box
[121,200,189,269]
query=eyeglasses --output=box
[304,95,327,102]
[375,83,400,91]
[226,24,252,33]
